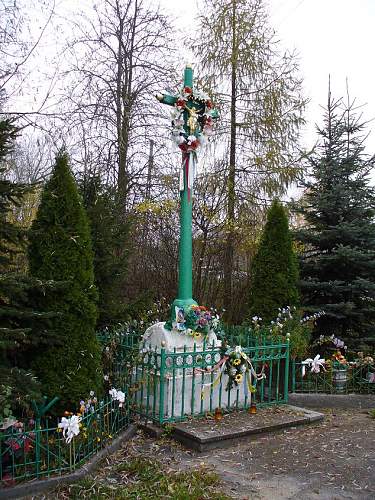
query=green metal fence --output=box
[1,325,289,487]
[290,360,375,394]
[0,397,129,486]
[119,332,290,424]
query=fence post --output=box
[291,358,296,393]
[284,333,290,403]
[158,343,166,425]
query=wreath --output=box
[171,86,216,153]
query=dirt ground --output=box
[101,408,375,499]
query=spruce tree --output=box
[294,91,375,349]
[0,119,55,420]
[28,152,102,408]
[248,200,299,323]
[0,119,37,352]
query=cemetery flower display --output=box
[79,391,98,414]
[170,88,216,153]
[301,354,326,377]
[58,414,81,444]
[197,345,266,396]
[171,304,221,339]
[223,346,265,392]
[353,352,374,367]
[315,334,347,352]
[109,388,125,407]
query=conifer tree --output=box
[80,175,129,327]
[294,91,375,349]
[0,119,54,420]
[0,119,37,352]
[193,0,305,321]
[248,200,299,323]
[28,152,102,408]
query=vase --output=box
[332,366,348,393]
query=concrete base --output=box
[139,322,250,419]
[135,368,251,419]
[142,321,220,351]
[170,405,324,452]
[289,392,375,409]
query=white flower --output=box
[211,318,219,328]
[302,354,326,377]
[109,388,126,407]
[109,388,118,399]
[58,415,81,444]
[89,390,95,397]
[229,367,237,377]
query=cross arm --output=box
[156,92,178,106]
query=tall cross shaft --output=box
[156,65,218,322]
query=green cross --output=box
[156,65,218,324]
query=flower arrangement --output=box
[224,346,253,391]
[254,307,325,359]
[198,344,266,395]
[170,304,220,340]
[315,334,347,352]
[170,86,216,153]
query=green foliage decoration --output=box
[28,151,102,409]
[248,200,299,323]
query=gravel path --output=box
[118,409,375,499]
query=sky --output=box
[159,0,375,154]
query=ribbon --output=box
[180,151,197,202]
[197,346,266,400]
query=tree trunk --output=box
[223,0,237,323]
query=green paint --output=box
[156,66,199,321]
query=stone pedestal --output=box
[142,321,219,351]
[138,322,251,421]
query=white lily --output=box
[109,388,126,407]
[302,354,326,377]
[58,415,81,444]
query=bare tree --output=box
[60,0,176,210]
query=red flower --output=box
[178,142,188,152]
[204,116,213,126]
[206,100,213,109]
[23,438,32,453]
[176,98,185,108]
[183,86,192,94]
[189,139,199,150]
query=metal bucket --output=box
[333,368,348,393]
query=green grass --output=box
[52,458,231,499]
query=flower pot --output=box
[332,367,348,393]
